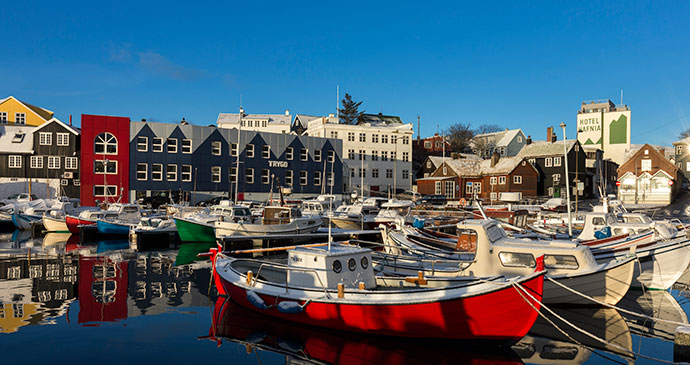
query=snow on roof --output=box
[359,113,403,125]
[293,114,321,129]
[444,159,482,177]
[217,112,292,125]
[518,139,577,158]
[0,125,34,153]
[625,144,674,161]
[479,156,525,175]
[472,129,523,148]
[673,137,690,146]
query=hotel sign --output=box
[269,161,288,168]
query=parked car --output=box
[197,196,229,207]
[419,195,447,206]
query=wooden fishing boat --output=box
[43,215,69,233]
[207,243,546,341]
[214,206,321,237]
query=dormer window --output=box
[12,133,25,143]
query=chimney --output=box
[378,112,383,116]
[451,152,459,159]
[546,126,553,142]
[141,118,147,122]
[526,135,532,145]
[491,151,500,167]
[69,114,72,126]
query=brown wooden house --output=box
[617,143,679,205]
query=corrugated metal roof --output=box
[217,113,292,125]
[518,139,577,158]
[0,126,34,153]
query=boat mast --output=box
[234,107,244,203]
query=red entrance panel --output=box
[80,114,130,207]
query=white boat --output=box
[330,199,383,230]
[214,206,322,237]
[385,220,636,305]
[373,199,414,226]
[300,195,337,226]
[134,215,178,234]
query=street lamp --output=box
[559,122,572,237]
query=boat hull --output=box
[96,219,132,235]
[12,213,40,230]
[214,218,322,238]
[330,216,377,230]
[65,215,96,234]
[174,217,216,242]
[43,216,69,233]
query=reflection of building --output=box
[576,99,631,166]
[0,255,78,333]
[78,256,129,323]
[617,144,679,205]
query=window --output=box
[330,131,338,139]
[499,176,506,185]
[45,156,59,169]
[39,132,52,145]
[245,168,253,184]
[314,171,322,186]
[359,133,366,142]
[57,133,69,146]
[372,134,379,143]
[182,165,192,182]
[348,132,355,142]
[209,166,220,183]
[350,168,355,177]
[382,135,388,144]
[552,174,560,182]
[74,179,80,186]
[8,155,22,168]
[686,162,690,172]
[514,175,523,184]
[381,151,388,161]
[436,142,442,148]
[327,150,334,163]
[152,137,163,152]
[65,157,78,169]
[443,166,448,175]
[0,112,6,123]
[490,192,498,200]
[490,177,497,185]
[359,150,365,160]
[372,168,379,178]
[386,169,393,178]
[474,182,482,193]
[327,172,334,186]
[246,144,254,158]
[498,252,536,268]
[391,135,397,144]
[554,157,562,167]
[402,152,409,162]
[182,139,192,154]
[641,159,651,171]
[152,164,163,180]
[444,180,454,198]
[402,137,409,145]
[94,185,117,197]
[285,170,293,186]
[301,148,308,161]
[94,160,116,174]
[262,145,270,159]
[435,181,442,195]
[548,186,554,196]
[228,167,237,183]
[528,158,536,165]
[359,168,366,178]
[644,149,649,155]
[167,138,178,153]
[30,156,43,169]
[261,169,270,184]
[300,171,308,185]
[61,179,68,186]
[677,145,684,155]
[231,143,238,157]
[402,170,409,179]
[167,164,177,181]
[94,132,117,154]
[391,151,396,160]
[348,149,355,160]
[371,151,378,161]
[314,149,321,162]
[136,163,147,180]
[15,113,26,125]
[517,136,523,143]
[286,147,293,160]
[465,183,473,194]
[137,136,148,152]
[424,140,432,148]
[545,157,552,167]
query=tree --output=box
[471,124,504,158]
[444,123,474,152]
[338,93,364,125]
[680,128,690,140]
[475,124,502,135]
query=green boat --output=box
[174,216,216,243]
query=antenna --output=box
[417,115,420,141]
[620,89,623,105]
[336,85,339,117]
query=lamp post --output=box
[234,107,245,204]
[559,122,573,237]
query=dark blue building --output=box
[128,120,345,203]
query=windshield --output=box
[486,224,507,242]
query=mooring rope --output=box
[545,276,689,326]
[512,281,675,364]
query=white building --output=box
[576,99,631,166]
[305,113,413,196]
[217,110,293,134]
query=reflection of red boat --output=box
[65,215,96,234]
[208,244,545,341]
[203,297,524,365]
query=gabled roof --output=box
[673,137,690,146]
[625,144,674,161]
[518,139,577,158]
[444,159,482,177]
[34,118,80,135]
[618,143,678,175]
[0,96,53,121]
[293,114,321,129]
[471,128,523,148]
[479,156,528,175]
[427,154,481,169]
[0,125,34,153]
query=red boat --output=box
[208,243,545,341]
[202,296,524,364]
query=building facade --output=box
[576,99,631,166]
[305,113,413,196]
[673,137,690,181]
[518,138,589,198]
[617,144,679,205]
[217,110,293,134]
[470,129,527,158]
[413,133,452,155]
[0,96,54,126]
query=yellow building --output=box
[0,96,54,126]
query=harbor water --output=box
[0,230,686,363]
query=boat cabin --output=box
[263,206,302,225]
[578,212,654,240]
[376,200,414,220]
[472,209,529,228]
[287,245,376,289]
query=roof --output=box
[216,112,292,126]
[428,154,481,168]
[34,118,80,135]
[293,114,321,129]
[0,126,34,153]
[0,96,53,121]
[518,139,577,158]
[625,144,674,161]
[416,176,455,181]
[673,137,690,146]
[444,159,482,177]
[359,113,403,125]
[479,156,526,175]
[472,129,523,148]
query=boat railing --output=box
[249,261,332,299]
[349,239,476,270]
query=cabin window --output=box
[332,260,342,273]
[137,136,148,152]
[544,255,579,270]
[592,217,605,226]
[182,139,192,154]
[361,256,368,269]
[486,224,506,242]
[498,252,536,268]
[94,133,117,154]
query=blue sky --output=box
[2,1,689,145]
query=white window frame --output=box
[65,157,78,170]
[94,133,118,155]
[94,185,117,197]
[137,136,148,152]
[286,147,294,160]
[0,112,7,123]
[212,166,222,183]
[30,156,43,169]
[490,177,497,185]
[48,156,61,169]
[514,175,523,184]
[245,168,254,184]
[182,139,192,154]
[499,176,506,185]
[314,149,321,162]
[554,156,562,167]
[435,181,442,195]
[56,133,69,146]
[152,164,163,181]
[285,170,293,186]
[261,169,270,184]
[327,172,334,186]
[94,160,116,174]
[246,144,254,158]
[231,143,238,157]
[167,164,178,181]
[327,150,334,163]
[136,163,148,181]
[314,171,322,186]
[262,145,270,159]
[211,141,222,156]
[545,157,552,167]
[474,182,482,193]
[444,180,454,199]
[152,137,163,152]
[300,171,308,185]
[301,148,308,161]
[9,155,22,168]
[641,159,652,172]
[182,165,192,182]
[167,138,178,153]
